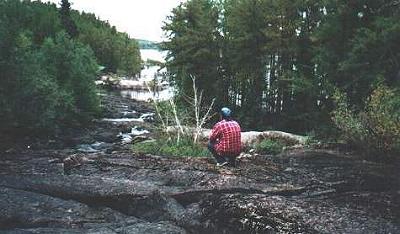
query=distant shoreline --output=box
[137,39,161,50]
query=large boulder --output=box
[241,130,307,147]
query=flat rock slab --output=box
[1,148,399,233]
[0,186,184,233]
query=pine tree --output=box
[163,0,222,105]
[162,0,400,133]
[60,0,78,38]
[222,0,270,126]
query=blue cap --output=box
[220,107,231,118]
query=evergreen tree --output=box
[314,0,400,109]
[223,0,269,126]
[60,0,78,38]
[75,12,141,76]
[163,0,222,105]
[162,0,400,134]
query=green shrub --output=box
[304,132,321,148]
[332,90,367,147]
[0,30,100,133]
[132,136,211,158]
[332,85,400,156]
[255,139,285,155]
[41,32,100,122]
[12,42,71,130]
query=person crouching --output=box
[208,107,241,167]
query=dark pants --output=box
[208,142,236,166]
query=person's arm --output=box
[209,123,221,143]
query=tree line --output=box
[162,0,400,137]
[0,0,141,134]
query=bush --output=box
[0,31,100,133]
[132,136,211,158]
[255,139,285,155]
[332,90,367,147]
[332,85,400,156]
[304,132,320,147]
[12,41,71,130]
[41,32,100,122]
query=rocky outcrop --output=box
[0,186,186,234]
[1,92,399,233]
[1,149,399,233]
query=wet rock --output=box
[118,126,150,145]
[76,142,114,153]
[119,133,133,144]
[130,126,150,136]
[140,113,155,122]
[76,144,99,153]
[94,131,118,143]
[122,111,140,119]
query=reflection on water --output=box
[141,49,167,63]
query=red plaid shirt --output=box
[209,119,241,156]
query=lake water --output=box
[119,49,174,101]
[140,49,167,63]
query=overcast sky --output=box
[43,0,185,42]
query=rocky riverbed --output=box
[0,92,399,233]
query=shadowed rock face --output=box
[1,93,399,233]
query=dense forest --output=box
[163,0,400,155]
[0,0,141,134]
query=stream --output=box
[76,49,170,153]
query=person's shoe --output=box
[216,161,228,167]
